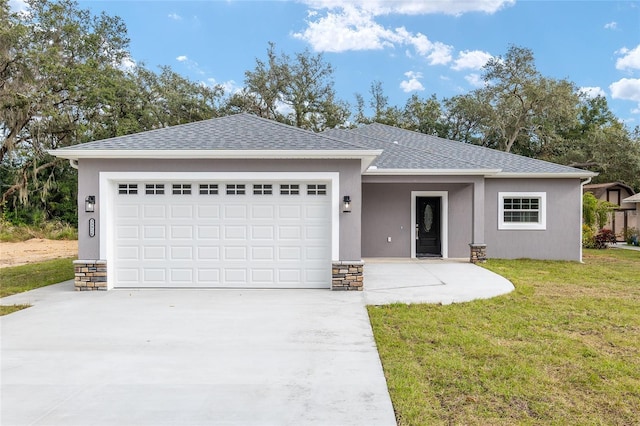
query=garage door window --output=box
[118,184,138,195]
[307,184,327,195]
[226,184,246,195]
[280,184,300,195]
[199,184,218,195]
[145,184,165,195]
[253,184,273,195]
[172,184,192,195]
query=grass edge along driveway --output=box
[0,258,75,315]
[369,249,640,426]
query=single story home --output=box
[50,113,595,291]
[583,182,639,241]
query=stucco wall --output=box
[361,182,473,258]
[484,178,582,261]
[77,158,362,261]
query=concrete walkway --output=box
[1,261,513,426]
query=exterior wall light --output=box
[343,195,352,213]
[85,195,96,213]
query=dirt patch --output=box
[0,239,77,268]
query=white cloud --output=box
[579,86,606,99]
[616,44,640,71]
[610,78,640,101]
[465,73,484,87]
[168,13,182,21]
[293,7,454,65]
[400,71,425,92]
[176,55,188,62]
[604,21,617,30]
[452,50,493,71]
[207,78,242,95]
[300,0,514,16]
[8,0,28,13]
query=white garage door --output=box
[112,181,332,288]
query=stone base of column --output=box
[73,260,108,291]
[331,261,364,291]
[469,244,487,264]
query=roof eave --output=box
[489,171,598,179]
[364,168,502,176]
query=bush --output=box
[582,224,596,248]
[0,219,77,242]
[624,227,639,246]
[593,228,617,249]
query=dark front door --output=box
[416,197,441,257]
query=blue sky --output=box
[14,0,640,125]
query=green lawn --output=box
[0,258,75,315]
[368,249,640,425]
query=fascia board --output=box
[364,168,502,176]
[47,149,383,161]
[488,171,598,179]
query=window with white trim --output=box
[199,184,218,195]
[498,192,546,230]
[226,184,246,195]
[280,184,300,195]
[145,184,165,195]
[118,184,138,195]
[253,184,273,195]
[172,184,192,195]
[307,184,327,195]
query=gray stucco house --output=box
[50,113,595,291]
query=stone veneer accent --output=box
[469,243,487,264]
[73,260,107,291]
[332,261,364,291]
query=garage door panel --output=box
[197,225,220,240]
[113,180,331,288]
[224,225,247,240]
[143,246,166,260]
[224,205,247,220]
[251,246,274,261]
[251,205,275,219]
[224,246,247,260]
[197,246,220,260]
[116,246,139,260]
[197,205,220,219]
[143,226,165,239]
[170,225,193,239]
[117,226,139,240]
[170,246,193,260]
[143,205,165,219]
[170,205,193,219]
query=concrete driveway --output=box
[1,260,512,426]
[1,282,396,426]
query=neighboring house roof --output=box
[622,193,640,203]
[337,123,593,177]
[49,113,595,178]
[583,182,635,197]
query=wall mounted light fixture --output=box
[343,195,352,213]
[85,195,96,213]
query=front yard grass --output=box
[368,249,640,425]
[0,258,75,315]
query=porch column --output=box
[470,179,487,263]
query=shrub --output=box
[582,224,596,248]
[624,227,639,246]
[593,228,617,249]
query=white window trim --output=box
[498,192,546,230]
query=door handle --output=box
[415,223,419,240]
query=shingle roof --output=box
[345,123,589,175]
[55,113,367,152]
